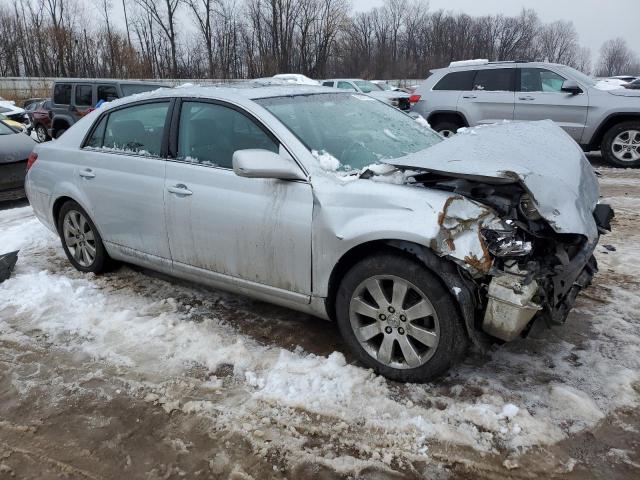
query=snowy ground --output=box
[0,160,639,479]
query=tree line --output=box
[1,0,638,81]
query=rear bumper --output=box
[0,160,27,200]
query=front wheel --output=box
[57,201,112,273]
[335,253,468,382]
[35,124,50,142]
[431,120,462,138]
[601,121,640,168]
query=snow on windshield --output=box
[258,93,441,172]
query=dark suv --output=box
[50,79,165,138]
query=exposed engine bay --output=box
[410,170,614,342]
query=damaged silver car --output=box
[25,86,613,382]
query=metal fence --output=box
[0,76,423,103]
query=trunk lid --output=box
[383,120,600,241]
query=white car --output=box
[322,79,412,111]
[272,74,320,86]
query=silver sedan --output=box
[25,85,611,382]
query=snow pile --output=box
[414,114,431,130]
[1,189,640,472]
[311,149,341,171]
[595,79,626,90]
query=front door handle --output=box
[518,96,535,101]
[462,94,477,99]
[167,184,193,196]
[79,169,95,179]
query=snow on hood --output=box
[383,120,600,241]
[594,79,626,90]
[607,88,640,97]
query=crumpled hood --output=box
[383,120,600,241]
[0,132,36,164]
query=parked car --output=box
[608,75,638,83]
[29,100,54,142]
[26,85,612,382]
[371,80,399,91]
[23,97,48,110]
[0,99,31,134]
[0,120,36,201]
[272,74,320,85]
[625,79,640,90]
[49,79,166,139]
[0,113,28,133]
[322,78,412,110]
[413,60,640,167]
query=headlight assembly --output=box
[481,227,532,257]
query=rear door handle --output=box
[518,96,535,101]
[79,169,95,179]
[167,184,193,196]
[462,94,477,99]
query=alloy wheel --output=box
[62,210,97,267]
[349,275,440,369]
[612,130,640,163]
[36,125,48,142]
[439,129,455,138]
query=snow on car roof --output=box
[98,82,338,111]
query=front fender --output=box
[312,180,500,298]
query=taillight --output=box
[26,152,38,171]
[409,94,421,103]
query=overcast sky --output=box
[353,0,639,62]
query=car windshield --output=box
[558,65,597,87]
[353,80,379,93]
[257,92,441,170]
[0,121,16,135]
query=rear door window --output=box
[94,102,170,156]
[473,69,515,91]
[433,71,476,91]
[322,81,334,87]
[97,85,119,103]
[75,84,93,106]
[53,83,72,104]
[177,101,278,168]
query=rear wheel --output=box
[431,120,462,138]
[602,121,640,168]
[57,201,112,273]
[335,253,468,382]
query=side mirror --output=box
[232,149,306,181]
[561,80,582,95]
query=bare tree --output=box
[597,37,638,76]
[539,20,578,65]
[134,0,180,77]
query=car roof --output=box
[53,78,165,85]
[99,83,340,109]
[430,61,569,74]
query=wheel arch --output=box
[427,111,469,129]
[590,113,640,150]
[324,239,490,350]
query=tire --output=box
[431,120,462,138]
[57,200,112,273]
[601,121,640,168]
[35,124,50,142]
[335,252,468,382]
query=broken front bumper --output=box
[482,237,599,342]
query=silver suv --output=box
[413,61,640,167]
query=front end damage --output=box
[415,173,612,344]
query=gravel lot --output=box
[0,158,639,479]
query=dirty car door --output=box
[164,99,313,295]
